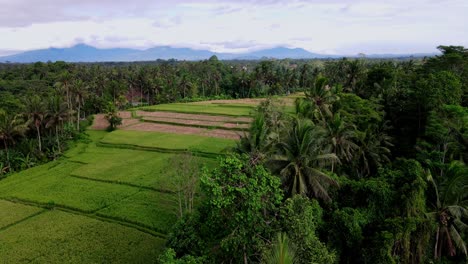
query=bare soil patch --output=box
[91,114,140,130]
[118,111,132,119]
[123,122,242,140]
[91,114,109,130]
[136,111,252,123]
[142,117,249,130]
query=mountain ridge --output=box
[0,44,436,62]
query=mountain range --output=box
[0,44,436,63]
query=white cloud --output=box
[0,0,467,55]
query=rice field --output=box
[0,98,256,263]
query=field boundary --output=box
[135,114,251,124]
[0,197,167,238]
[96,142,224,158]
[140,118,248,131]
[0,209,47,232]
[69,174,175,194]
[137,108,252,117]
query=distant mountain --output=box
[0,44,436,63]
[0,44,335,62]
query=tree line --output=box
[0,54,423,175]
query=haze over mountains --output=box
[0,44,436,63]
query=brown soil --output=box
[142,116,249,129]
[91,114,109,130]
[123,122,242,140]
[118,111,132,119]
[91,114,140,130]
[136,111,252,123]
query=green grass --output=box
[100,130,235,155]
[97,190,176,234]
[0,200,44,229]
[0,210,165,263]
[0,99,241,261]
[0,161,140,213]
[70,147,216,191]
[138,102,254,116]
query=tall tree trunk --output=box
[76,104,80,131]
[3,139,9,167]
[36,124,42,152]
[56,125,61,153]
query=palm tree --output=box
[236,113,271,165]
[45,95,70,153]
[54,71,73,111]
[70,80,89,130]
[24,96,45,152]
[324,113,358,172]
[353,126,393,177]
[263,233,297,264]
[427,161,468,260]
[304,76,339,120]
[0,111,28,168]
[270,118,339,202]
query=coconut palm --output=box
[353,126,393,177]
[263,233,297,264]
[270,117,338,202]
[0,111,28,167]
[24,96,45,152]
[236,113,271,165]
[70,79,89,130]
[304,76,339,120]
[427,161,468,260]
[45,95,70,153]
[324,113,359,172]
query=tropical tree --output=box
[270,117,338,201]
[263,233,297,264]
[323,113,358,172]
[104,103,122,131]
[45,95,70,153]
[304,76,339,121]
[0,111,27,168]
[71,79,89,130]
[427,161,468,260]
[23,95,45,152]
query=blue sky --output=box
[0,0,466,56]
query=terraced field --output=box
[0,100,242,263]
[0,95,299,262]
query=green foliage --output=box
[200,154,283,262]
[168,154,283,263]
[158,248,205,264]
[104,103,123,131]
[415,71,463,110]
[262,233,297,264]
[279,195,336,263]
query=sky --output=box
[0,0,467,56]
